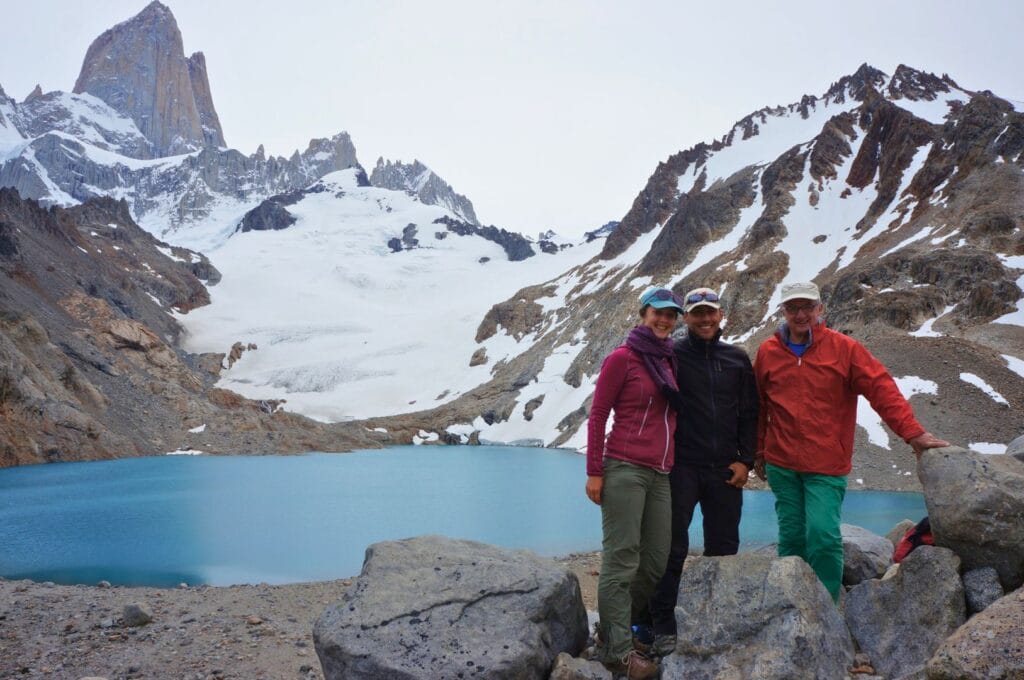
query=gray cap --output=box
[780,282,820,303]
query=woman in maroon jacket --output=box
[586,286,683,679]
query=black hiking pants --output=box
[647,462,743,635]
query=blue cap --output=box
[639,286,684,312]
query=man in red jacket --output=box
[753,282,948,601]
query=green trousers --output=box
[766,463,847,602]
[597,458,671,662]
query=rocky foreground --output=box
[2,445,1021,680]
[0,554,604,680]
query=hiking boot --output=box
[602,649,659,679]
[650,633,677,657]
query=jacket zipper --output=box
[661,402,671,470]
[706,344,719,457]
[637,396,652,436]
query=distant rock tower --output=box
[73,1,226,155]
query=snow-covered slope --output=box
[179,169,604,421]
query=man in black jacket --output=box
[646,287,759,655]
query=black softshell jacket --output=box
[672,331,758,469]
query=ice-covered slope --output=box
[179,168,604,421]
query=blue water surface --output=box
[0,446,926,586]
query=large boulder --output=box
[926,586,1024,679]
[842,523,893,585]
[313,536,588,680]
[844,545,965,680]
[660,555,854,680]
[918,446,1024,589]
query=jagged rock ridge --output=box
[370,157,479,225]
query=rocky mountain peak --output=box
[370,157,479,224]
[298,133,362,179]
[25,85,43,102]
[72,1,226,156]
[887,64,963,102]
[823,63,888,104]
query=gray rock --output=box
[962,567,1004,615]
[371,158,479,225]
[1007,434,1024,463]
[72,2,223,155]
[918,446,1024,589]
[926,587,1024,679]
[313,535,588,680]
[842,523,893,585]
[845,545,965,680]
[660,554,853,680]
[886,518,917,547]
[547,652,612,680]
[123,602,153,627]
[96,580,111,588]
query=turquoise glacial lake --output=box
[0,446,926,587]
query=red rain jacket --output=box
[587,346,677,476]
[755,322,925,476]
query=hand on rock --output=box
[909,432,951,458]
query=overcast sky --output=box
[2,1,1022,237]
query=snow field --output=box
[179,169,602,427]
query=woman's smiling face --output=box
[641,306,679,339]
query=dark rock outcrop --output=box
[236,189,301,233]
[313,536,588,680]
[433,215,535,261]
